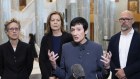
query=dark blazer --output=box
[39,32,73,79]
[0,40,34,79]
[108,31,140,79]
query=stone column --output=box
[94,0,115,50]
[56,0,66,12]
[35,0,44,46]
[56,0,67,29]
[11,0,19,10]
[0,0,11,44]
[94,0,104,45]
[102,0,116,50]
[66,0,78,32]
[109,1,115,37]
[102,0,110,50]
[77,0,90,38]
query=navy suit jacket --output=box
[55,40,109,79]
[108,31,140,79]
[0,40,34,79]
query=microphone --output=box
[71,64,85,79]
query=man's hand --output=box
[115,69,127,79]
[100,51,112,69]
[48,50,59,69]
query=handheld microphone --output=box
[71,64,85,79]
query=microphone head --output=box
[71,64,85,79]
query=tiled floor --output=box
[30,60,41,79]
[30,74,41,79]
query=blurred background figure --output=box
[29,33,38,62]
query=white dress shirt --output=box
[119,28,134,68]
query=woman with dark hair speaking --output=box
[48,17,111,79]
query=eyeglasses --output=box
[119,18,133,22]
[8,28,19,32]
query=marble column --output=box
[77,0,90,38]
[66,0,78,32]
[0,0,11,44]
[35,0,44,46]
[11,0,19,10]
[103,0,115,50]
[109,1,115,37]
[56,0,66,12]
[94,0,115,50]
[102,0,110,50]
[56,0,67,29]
[65,0,90,35]
[94,0,104,45]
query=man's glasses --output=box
[8,28,19,32]
[119,18,133,22]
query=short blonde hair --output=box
[4,18,21,31]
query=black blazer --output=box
[0,40,34,79]
[39,32,73,79]
[108,31,140,79]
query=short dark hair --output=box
[70,17,88,31]
[4,18,21,31]
[29,33,36,44]
[29,33,34,38]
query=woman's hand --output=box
[100,51,112,69]
[48,50,59,69]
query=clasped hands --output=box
[115,69,127,79]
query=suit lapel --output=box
[115,33,121,67]
[7,41,15,54]
[126,31,137,65]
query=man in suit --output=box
[108,10,140,79]
[0,18,34,79]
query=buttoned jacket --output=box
[0,40,33,79]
